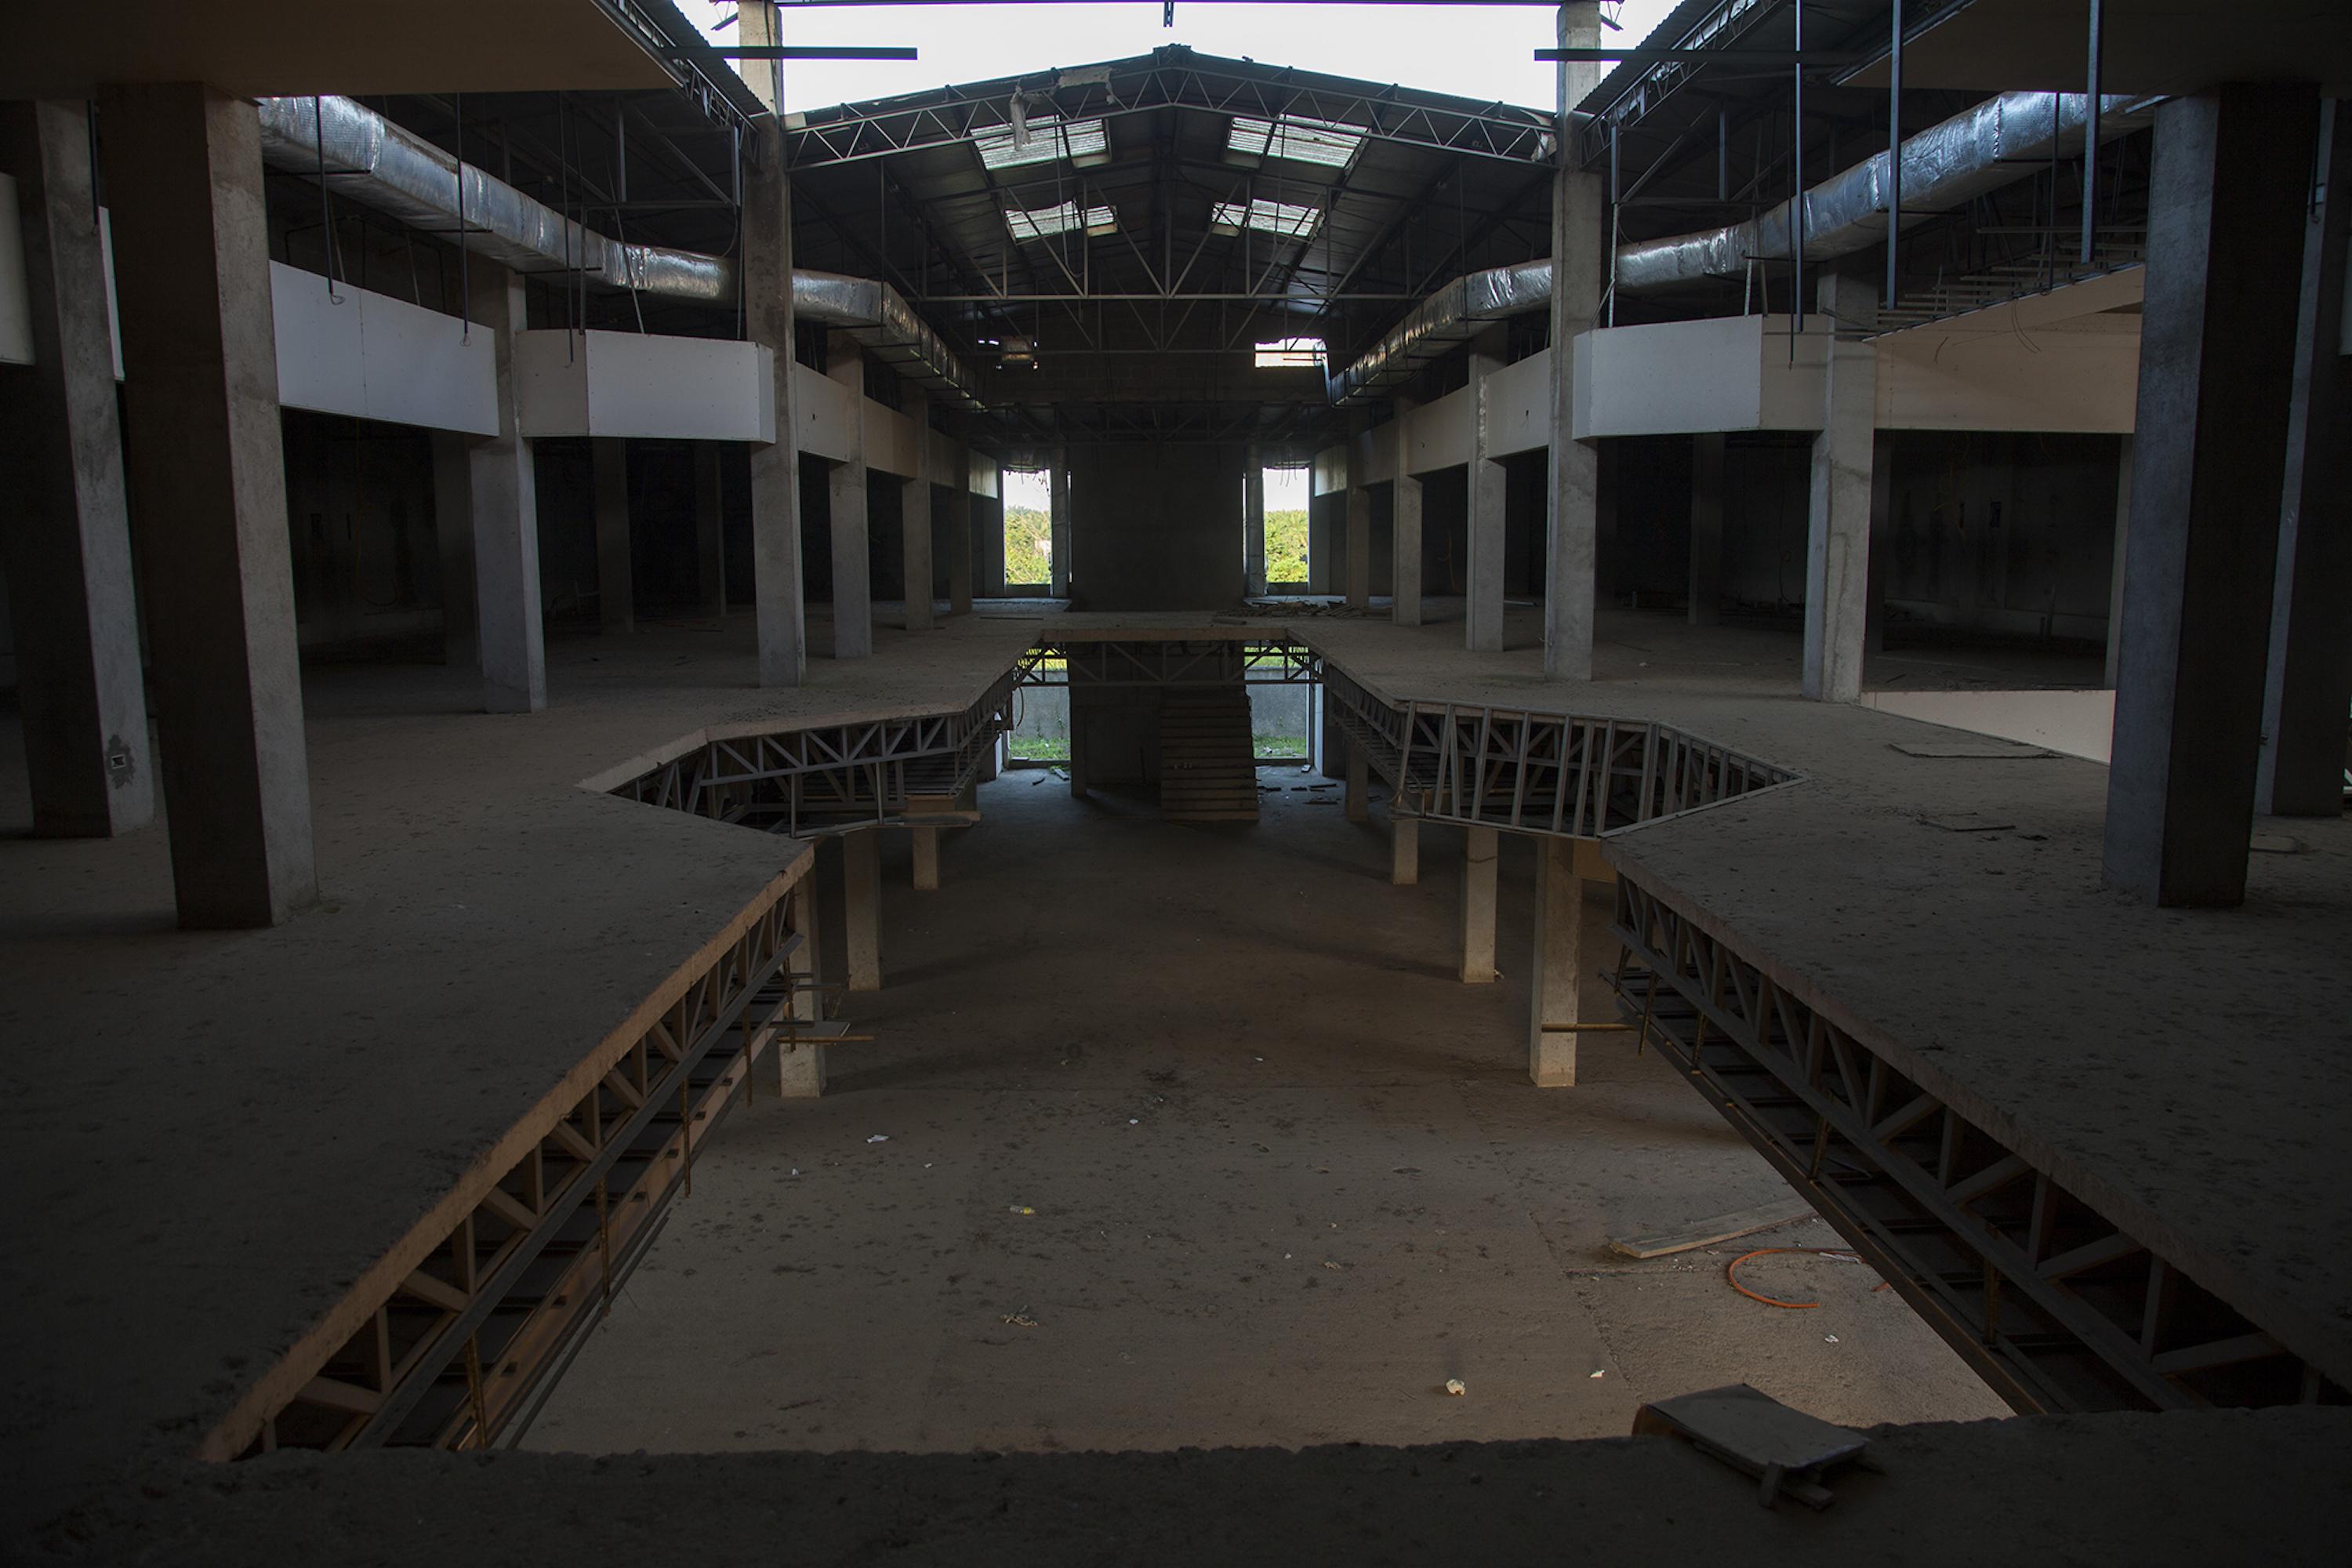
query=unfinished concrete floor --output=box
[522,774,2007,1454]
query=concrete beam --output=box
[844,826,881,992]
[593,437,633,635]
[1459,825,1498,984]
[1802,273,1877,703]
[2256,98,2351,818]
[1529,837,1580,1087]
[741,116,807,686]
[2105,85,2318,906]
[0,100,154,837]
[101,83,314,926]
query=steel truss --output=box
[1606,873,2350,1415]
[1023,637,1315,688]
[209,885,814,1458]
[1321,662,1798,837]
[788,58,1555,171]
[614,653,1039,834]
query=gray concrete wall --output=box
[1069,441,1244,610]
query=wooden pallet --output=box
[1160,689,1260,822]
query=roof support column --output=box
[2256,98,2351,818]
[1528,836,1581,1087]
[1802,272,1877,703]
[1545,1,1606,680]
[742,114,808,684]
[101,83,314,926]
[947,448,975,617]
[0,100,154,838]
[1390,397,1422,627]
[1345,419,1372,609]
[826,334,873,659]
[2106,85,2318,905]
[1050,448,1071,599]
[902,390,935,631]
[1243,445,1267,597]
[1465,330,1507,654]
[466,263,546,714]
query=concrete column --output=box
[2257,99,2351,818]
[911,824,939,890]
[2103,435,2133,690]
[1466,333,1508,654]
[1316,689,1348,781]
[694,444,727,622]
[0,100,154,838]
[100,84,314,927]
[826,334,873,659]
[2106,85,2318,906]
[1390,815,1419,886]
[902,390,935,631]
[1458,825,1499,983]
[742,116,807,685]
[844,826,881,991]
[788,879,820,1023]
[1243,445,1268,597]
[1345,418,1372,607]
[1802,273,1878,703]
[1050,449,1072,598]
[1391,397,1424,627]
[947,449,975,616]
[593,437,633,634]
[430,431,477,666]
[466,263,546,714]
[1528,837,1581,1087]
[1687,432,1723,627]
[1544,2,1606,679]
[1345,749,1369,822]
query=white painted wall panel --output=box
[862,401,919,479]
[1483,347,1551,458]
[514,329,592,436]
[1863,688,2115,763]
[792,359,852,460]
[1410,386,1472,474]
[354,282,497,434]
[269,261,368,419]
[514,328,772,441]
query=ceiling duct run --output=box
[254,95,985,410]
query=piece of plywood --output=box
[1608,1197,1817,1259]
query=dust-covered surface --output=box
[19,1410,2350,1566]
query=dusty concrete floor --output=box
[523,775,2007,1454]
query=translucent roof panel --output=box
[1004,200,1117,241]
[1212,198,1322,241]
[1228,114,1363,169]
[975,114,1109,170]
[1254,337,1327,368]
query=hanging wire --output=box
[315,96,344,303]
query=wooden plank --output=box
[1607,1197,1819,1259]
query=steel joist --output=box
[1605,872,2350,1416]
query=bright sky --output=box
[1264,465,1308,510]
[695,1,1683,116]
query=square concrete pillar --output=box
[1466,336,1508,655]
[1050,450,1071,598]
[1391,397,1423,627]
[1390,815,1419,886]
[1345,425,1372,608]
[593,437,633,634]
[101,84,315,927]
[1345,749,1370,823]
[902,390,935,631]
[843,826,881,992]
[1802,273,1877,703]
[1459,825,1498,984]
[2256,99,2351,818]
[788,879,821,1023]
[826,335,873,659]
[2107,85,2318,906]
[466,263,546,715]
[947,450,975,617]
[0,100,154,837]
[430,430,477,667]
[1529,837,1581,1087]
[742,118,807,685]
[1543,3,1606,679]
[1688,432,1724,627]
[911,824,939,890]
[694,443,727,622]
[1243,444,1267,597]
[2103,434,2133,691]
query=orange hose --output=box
[1724,1247,1871,1309]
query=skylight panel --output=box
[1254,337,1327,369]
[1004,200,1117,241]
[1229,114,1363,169]
[1213,198,1321,241]
[975,114,1109,170]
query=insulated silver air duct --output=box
[255,95,987,409]
[1326,258,1551,407]
[1613,91,2159,292]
